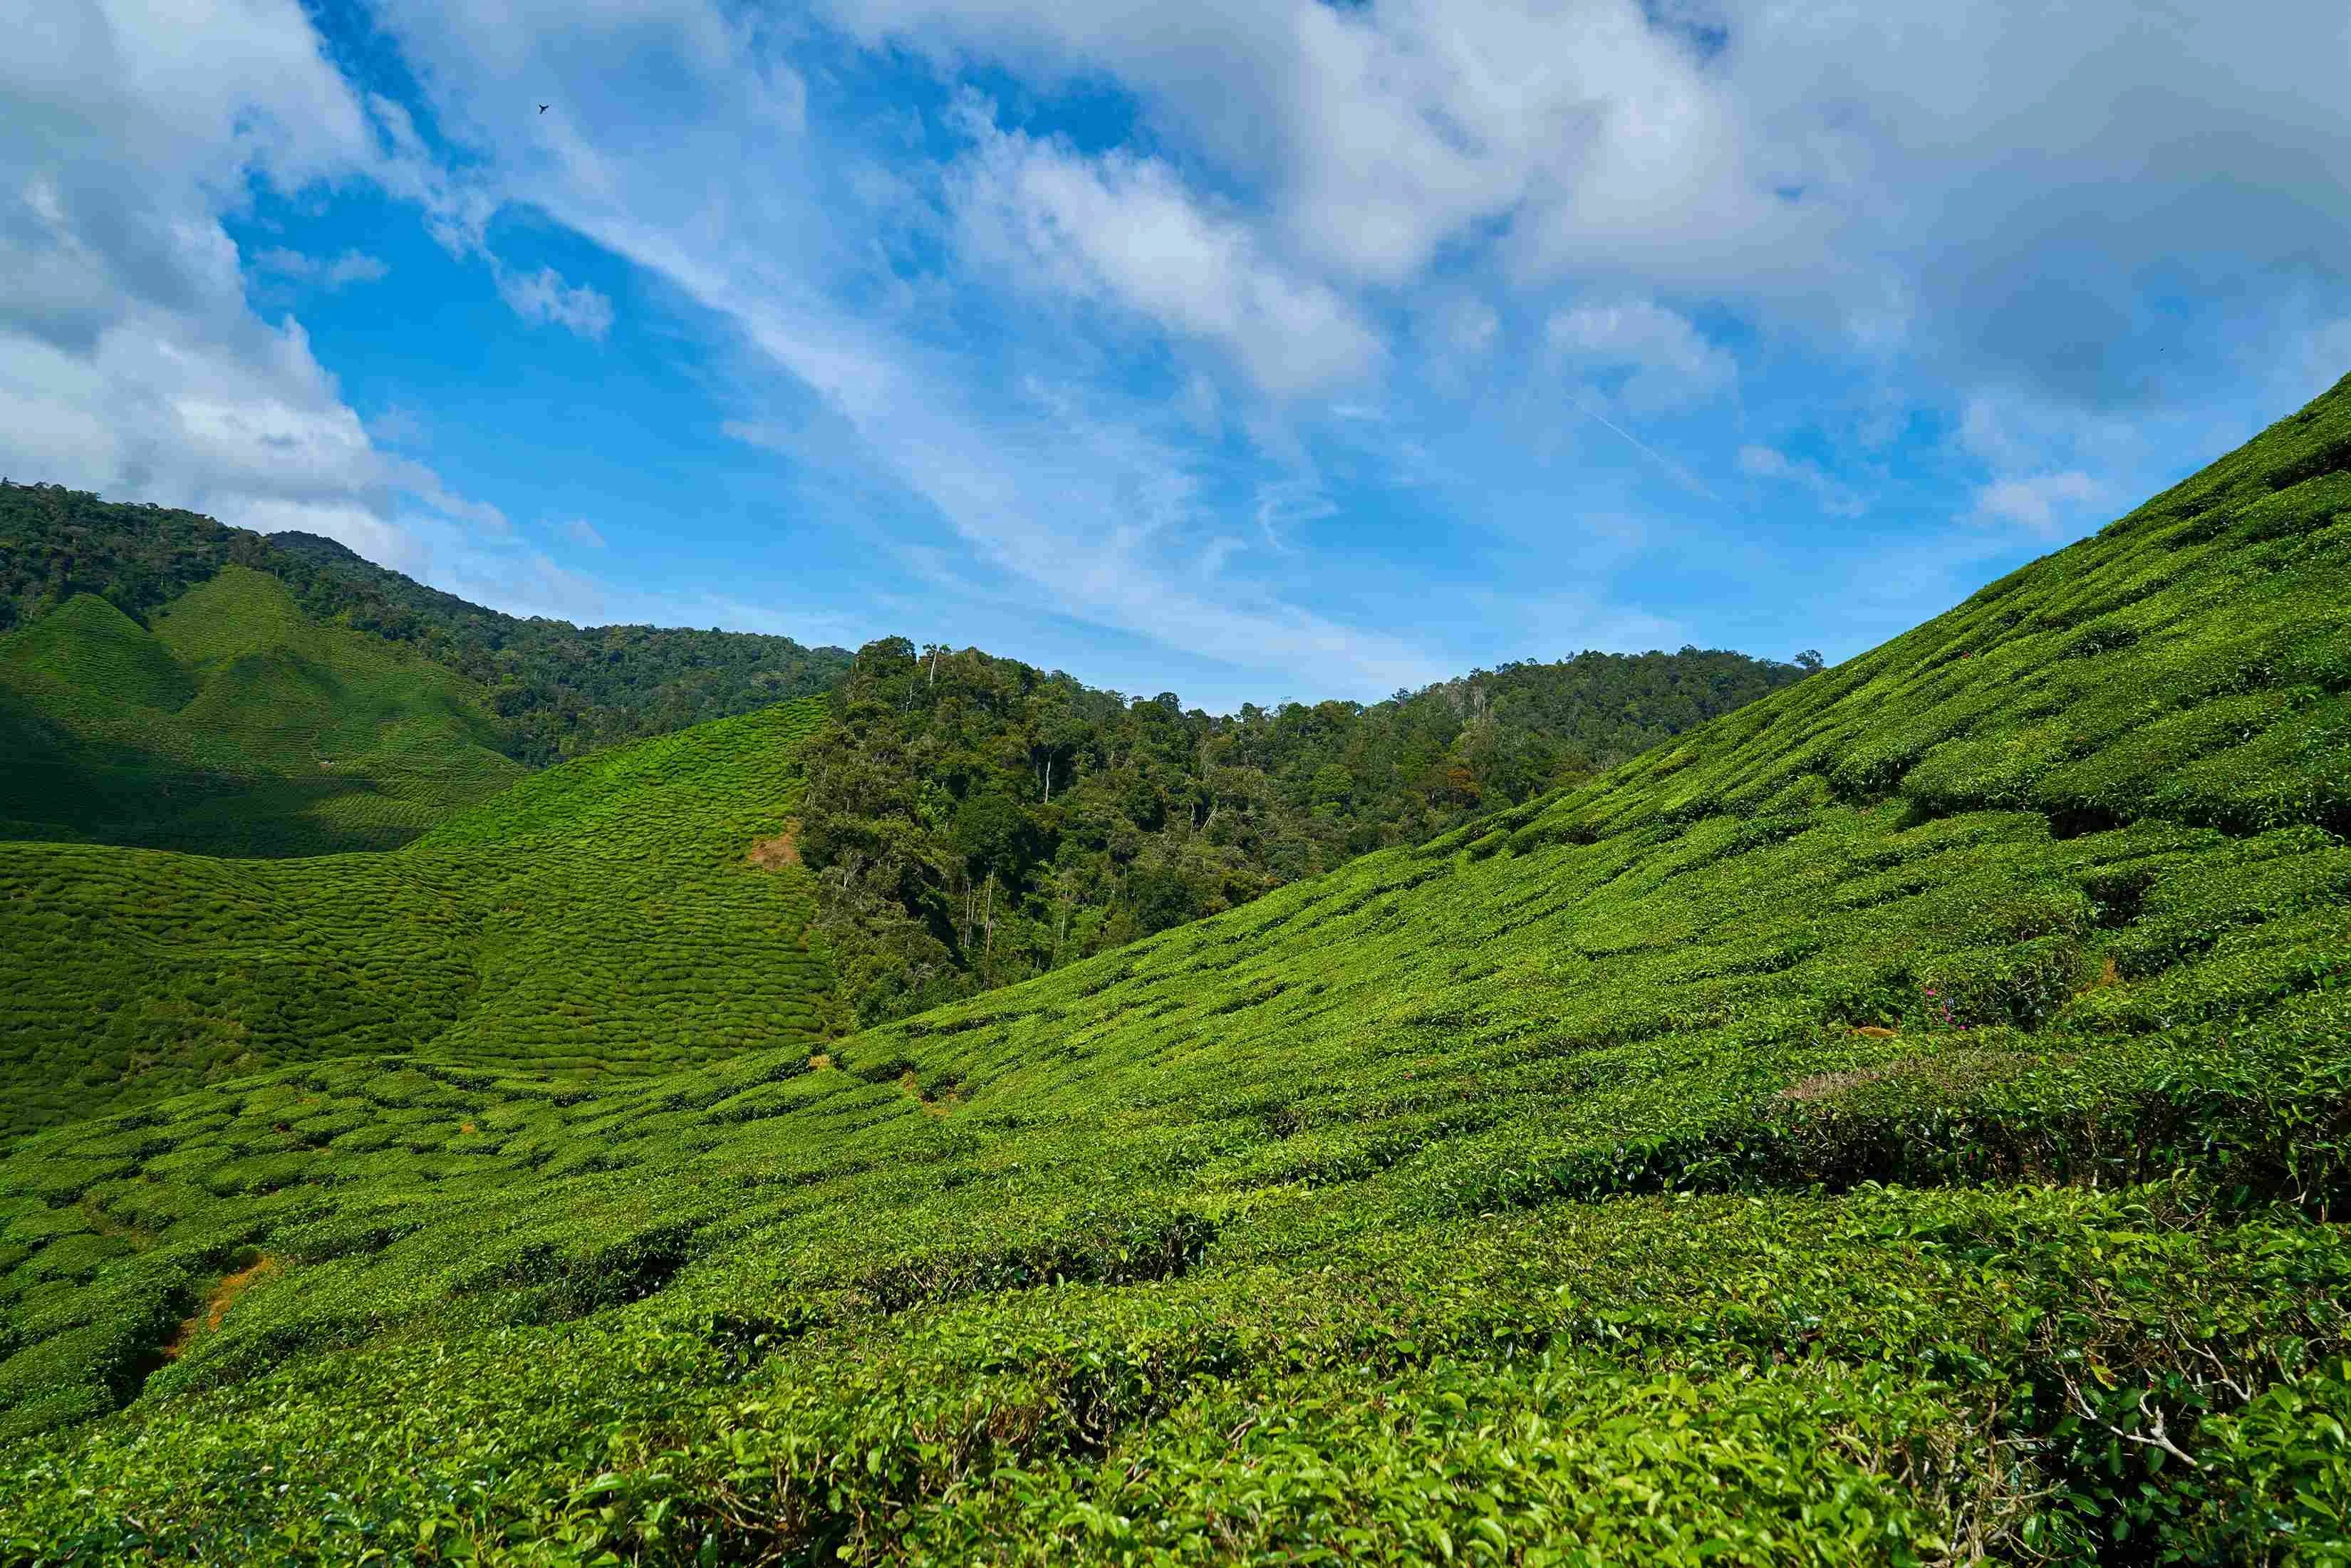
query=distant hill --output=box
[3,380,2346,1556]
[0,700,833,1141]
[0,566,526,854]
[0,482,855,767]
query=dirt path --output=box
[161,1255,280,1359]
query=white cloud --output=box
[1970,470,2101,533]
[1411,293,1504,398]
[492,263,614,340]
[827,0,1806,297]
[561,516,606,548]
[1547,298,1735,412]
[2287,318,2351,402]
[1949,390,2141,538]
[434,541,611,625]
[1736,442,1864,518]
[343,2,1447,697]
[951,111,1380,398]
[17,0,2346,700]
[254,246,389,288]
[1430,296,1500,360]
[0,0,502,556]
[831,0,2351,403]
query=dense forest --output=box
[0,482,852,763]
[800,635,1812,1024]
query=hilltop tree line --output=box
[799,636,1811,1025]
[0,482,852,764]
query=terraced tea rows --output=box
[0,700,835,1140]
[0,567,527,856]
[2,378,2350,1559]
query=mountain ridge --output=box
[0,481,856,765]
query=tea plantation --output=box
[2,375,2350,1562]
[0,700,834,1141]
[0,566,527,856]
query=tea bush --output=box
[0,700,834,1138]
[2,376,2351,1559]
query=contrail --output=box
[1570,393,1725,504]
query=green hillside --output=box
[0,700,834,1141]
[2,378,2350,1561]
[0,566,526,855]
[803,638,1805,1027]
[0,484,854,765]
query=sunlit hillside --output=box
[0,701,834,1141]
[1,483,856,769]
[1,378,2347,1560]
[0,566,526,856]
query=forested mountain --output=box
[800,638,1810,1024]
[3,376,2347,1562]
[0,481,853,764]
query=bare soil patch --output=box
[747,821,802,868]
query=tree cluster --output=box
[799,635,1809,1026]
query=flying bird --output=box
[538,104,549,114]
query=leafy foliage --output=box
[0,567,526,855]
[0,701,833,1141]
[2,377,2351,1561]
[0,482,853,766]
[802,639,1805,1024]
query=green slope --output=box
[4,380,2351,1560]
[0,483,856,766]
[800,640,1805,1028]
[0,566,527,856]
[0,701,835,1141]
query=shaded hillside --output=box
[0,482,853,764]
[3,378,2350,1560]
[0,701,833,1141]
[0,567,526,855]
[807,640,1806,1024]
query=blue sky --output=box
[6,1,2350,711]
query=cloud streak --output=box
[1737,443,1864,519]
[253,247,390,288]
[492,262,614,341]
[349,1,1450,697]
